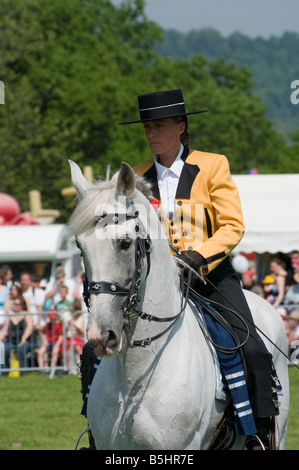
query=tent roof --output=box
[233,174,299,254]
[0,224,74,262]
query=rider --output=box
[119,89,280,450]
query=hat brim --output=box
[118,109,208,125]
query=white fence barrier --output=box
[0,310,87,378]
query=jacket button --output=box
[174,239,178,244]
[187,246,193,250]
[177,201,182,206]
[182,231,188,237]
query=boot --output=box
[79,341,97,399]
[78,341,97,450]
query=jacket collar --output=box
[143,146,200,200]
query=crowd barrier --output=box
[1,305,298,377]
[0,310,87,379]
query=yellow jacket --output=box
[134,146,245,274]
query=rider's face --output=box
[143,118,185,159]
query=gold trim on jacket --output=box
[134,146,245,273]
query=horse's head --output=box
[68,160,154,357]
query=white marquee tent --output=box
[0,224,71,262]
[232,173,299,254]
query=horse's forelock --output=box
[68,180,115,235]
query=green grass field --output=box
[0,367,298,450]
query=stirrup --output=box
[245,434,267,450]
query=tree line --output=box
[155,27,299,137]
[0,0,298,222]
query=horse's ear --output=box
[117,162,136,198]
[69,160,92,200]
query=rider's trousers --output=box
[192,257,279,419]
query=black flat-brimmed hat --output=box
[118,89,208,125]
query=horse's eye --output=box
[119,237,132,250]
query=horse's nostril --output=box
[105,330,118,350]
[107,330,116,342]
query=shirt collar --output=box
[154,143,184,179]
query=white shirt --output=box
[23,287,46,325]
[154,144,184,219]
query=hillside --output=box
[154,28,299,136]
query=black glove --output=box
[175,250,206,271]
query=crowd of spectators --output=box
[0,264,86,375]
[241,249,299,361]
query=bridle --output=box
[79,203,187,348]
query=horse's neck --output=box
[141,239,181,315]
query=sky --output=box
[111,0,299,38]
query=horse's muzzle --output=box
[88,327,124,356]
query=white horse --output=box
[69,160,289,450]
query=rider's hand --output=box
[175,250,206,271]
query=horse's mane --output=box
[68,170,153,236]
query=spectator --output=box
[47,285,73,370]
[241,270,255,291]
[287,310,299,360]
[37,310,62,372]
[269,257,287,307]
[262,275,277,304]
[4,283,29,312]
[0,295,33,373]
[0,270,10,328]
[276,307,289,339]
[49,295,85,373]
[291,258,299,282]
[66,298,84,371]
[20,272,45,329]
[45,266,75,309]
[283,272,299,305]
[55,285,72,322]
[286,250,299,288]
[48,325,64,370]
[250,284,265,298]
[0,264,14,287]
